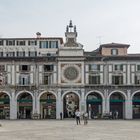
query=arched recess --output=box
[131,91,140,119]
[39,91,56,119]
[86,91,104,119]
[0,91,11,119]
[17,91,33,119]
[109,91,126,119]
[63,91,80,118]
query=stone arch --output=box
[131,90,140,119]
[85,90,105,100]
[108,90,126,119]
[131,90,140,100]
[62,90,80,100]
[108,90,127,100]
[16,90,34,100]
[85,90,104,119]
[16,90,33,119]
[38,90,57,100]
[38,90,57,119]
[0,91,11,99]
[62,90,80,118]
[0,91,11,119]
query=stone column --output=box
[36,93,40,115]
[105,89,110,114]
[56,88,62,119]
[80,89,86,114]
[32,94,36,115]
[125,90,132,119]
[33,90,39,114]
[10,91,17,119]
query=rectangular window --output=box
[112,75,123,85]
[114,64,123,71]
[39,41,48,48]
[28,40,37,46]
[0,40,3,46]
[89,64,100,71]
[137,65,140,71]
[44,65,53,72]
[17,40,25,46]
[7,52,15,57]
[44,74,49,85]
[6,40,15,46]
[18,51,25,57]
[0,52,3,57]
[19,75,30,85]
[111,49,118,55]
[29,51,37,57]
[20,65,30,71]
[50,41,58,48]
[89,75,100,84]
[135,75,140,84]
[0,65,5,72]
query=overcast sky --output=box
[0,0,140,53]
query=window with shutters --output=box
[17,40,25,46]
[89,75,100,84]
[19,74,30,85]
[6,40,15,46]
[111,49,118,55]
[44,65,53,72]
[0,65,5,72]
[20,65,30,72]
[0,40,3,46]
[89,64,100,71]
[114,64,123,71]
[112,75,123,85]
[135,75,140,84]
[28,40,37,46]
[137,65,140,71]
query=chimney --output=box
[36,32,41,38]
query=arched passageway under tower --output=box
[17,92,33,119]
[0,92,10,119]
[110,92,125,119]
[63,92,79,118]
[132,92,140,119]
[40,92,56,119]
[86,92,102,119]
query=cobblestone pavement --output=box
[0,120,140,140]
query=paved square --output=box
[0,120,140,140]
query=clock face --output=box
[64,66,78,81]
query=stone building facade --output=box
[0,21,140,119]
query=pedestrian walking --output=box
[115,110,119,119]
[75,109,81,125]
[60,112,63,120]
[83,112,88,125]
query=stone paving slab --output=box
[0,120,140,140]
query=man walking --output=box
[75,109,81,125]
[83,112,88,125]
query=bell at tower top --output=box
[65,20,77,37]
[59,20,84,56]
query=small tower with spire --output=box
[59,20,83,57]
[64,20,78,47]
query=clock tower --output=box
[58,21,85,85]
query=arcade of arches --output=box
[0,90,140,120]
